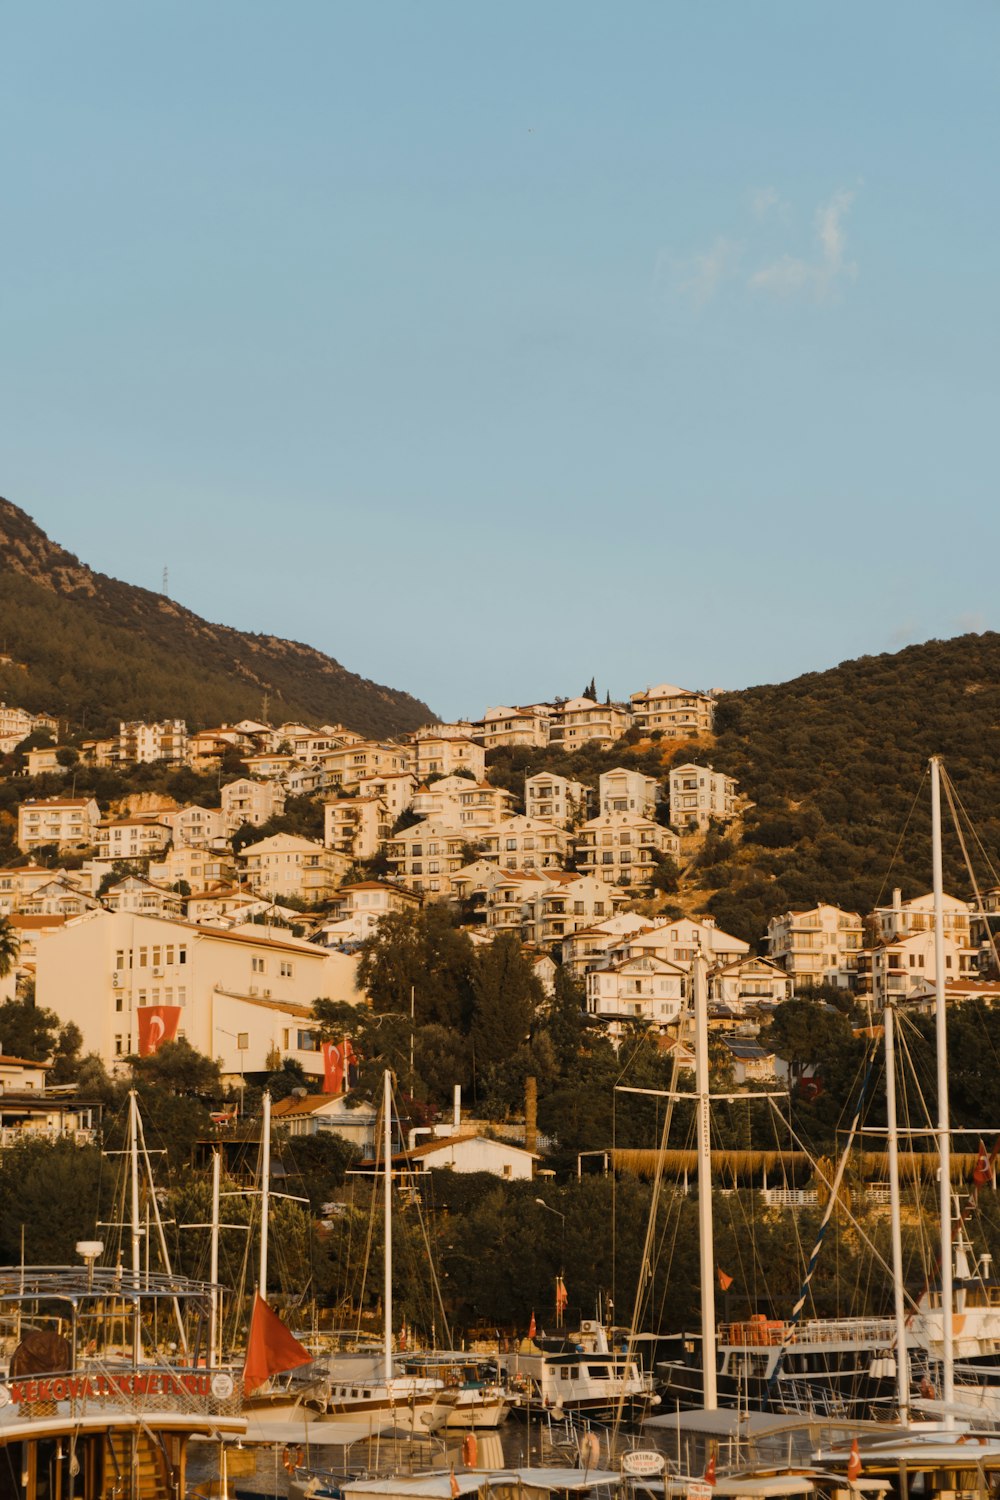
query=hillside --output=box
[697,634,1000,941]
[487,634,1000,947]
[0,498,435,737]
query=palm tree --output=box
[0,918,19,980]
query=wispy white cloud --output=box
[661,236,740,309]
[750,186,790,222]
[749,188,858,299]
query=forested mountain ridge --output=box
[698,633,1000,941]
[0,497,435,737]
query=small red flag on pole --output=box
[974,1140,992,1187]
[717,1266,733,1292]
[847,1439,862,1484]
[704,1454,717,1487]
[527,1310,536,1339]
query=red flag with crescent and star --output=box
[137,1006,182,1057]
[322,1038,358,1094]
[974,1139,992,1187]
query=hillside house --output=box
[766,903,863,990]
[629,684,715,737]
[17,797,101,852]
[668,764,739,830]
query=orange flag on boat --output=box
[449,1470,460,1499]
[704,1454,717,1487]
[717,1267,733,1292]
[242,1292,312,1394]
[847,1439,862,1484]
[527,1310,536,1339]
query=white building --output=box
[561,914,658,980]
[478,706,552,751]
[398,1133,537,1180]
[857,888,977,1006]
[479,815,567,873]
[607,915,749,970]
[96,817,173,863]
[17,797,101,852]
[103,875,185,918]
[148,846,236,891]
[321,741,415,792]
[271,1093,378,1156]
[524,773,590,830]
[519,872,629,948]
[412,736,486,782]
[598,767,660,819]
[315,880,422,947]
[573,812,679,888]
[409,777,513,831]
[118,720,188,765]
[709,955,793,1013]
[629,684,715,738]
[586,956,687,1033]
[34,909,361,1079]
[384,822,470,898]
[355,771,418,821]
[548,697,633,750]
[324,796,390,861]
[160,805,228,849]
[239,834,350,904]
[221,778,286,834]
[668,764,739,830]
[766,903,864,991]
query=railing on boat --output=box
[0,1357,244,1422]
[719,1315,897,1347]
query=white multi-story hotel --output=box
[35,909,361,1079]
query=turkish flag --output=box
[322,1038,358,1094]
[321,1042,343,1094]
[137,1006,182,1057]
[704,1455,717,1487]
[242,1292,312,1395]
[973,1140,992,1187]
[527,1311,536,1339]
[847,1440,862,1484]
[717,1267,734,1292]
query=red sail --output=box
[242,1292,312,1395]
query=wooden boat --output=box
[0,1262,246,1500]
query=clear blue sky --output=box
[2,3,997,720]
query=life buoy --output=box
[579,1432,600,1470]
[462,1434,477,1468]
[282,1445,304,1474]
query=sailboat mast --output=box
[129,1089,142,1364]
[259,1090,271,1298]
[693,950,717,1408]
[383,1069,393,1383]
[931,755,955,1421]
[883,1001,909,1422]
[210,1147,221,1367]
